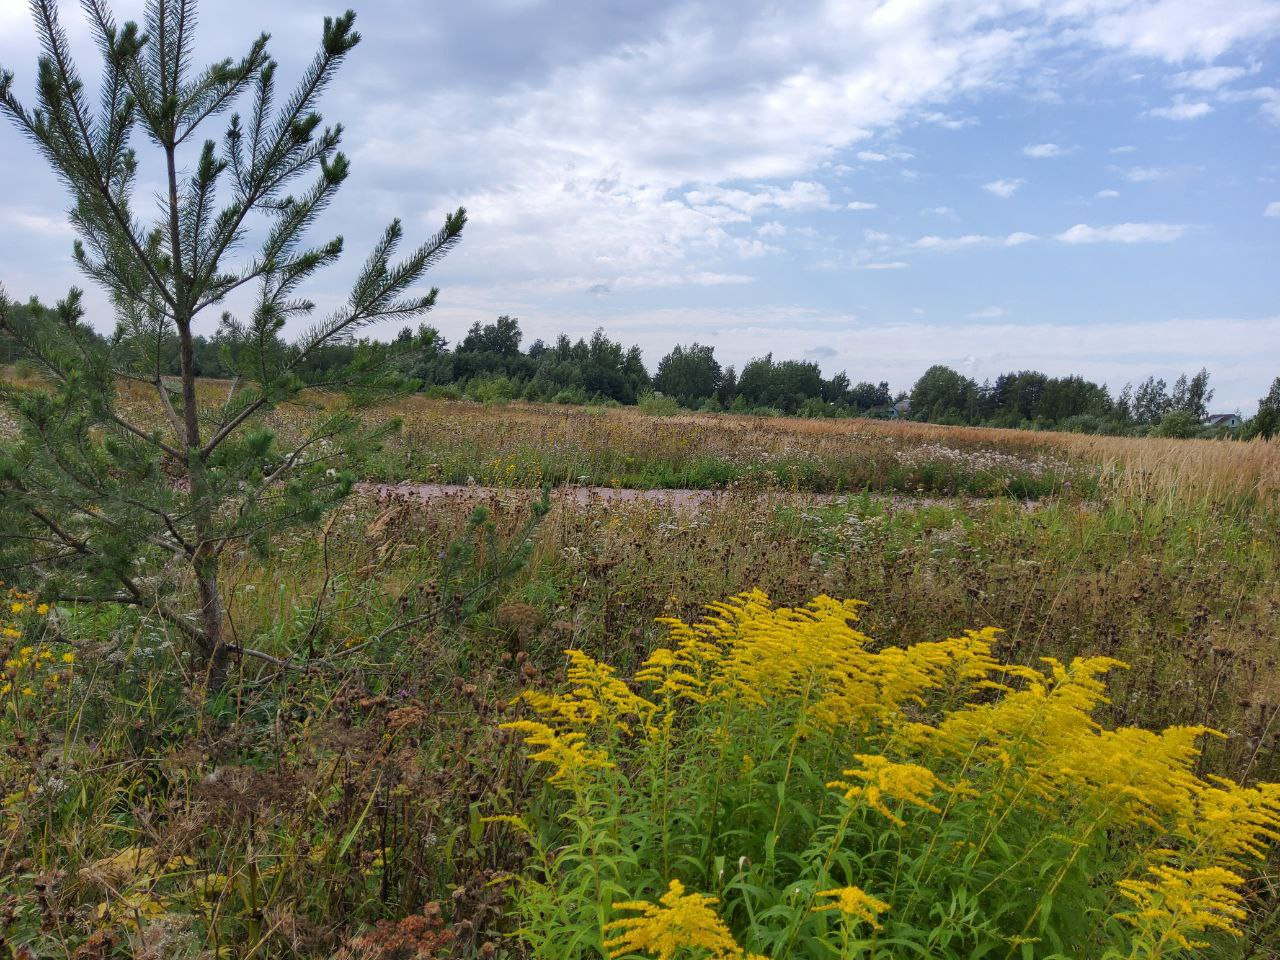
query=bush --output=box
[466,375,518,404]
[1153,410,1201,439]
[553,387,590,405]
[496,592,1279,960]
[637,392,682,417]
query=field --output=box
[3,388,1279,958]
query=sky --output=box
[1,0,1278,412]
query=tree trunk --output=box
[167,141,229,691]
[196,553,229,691]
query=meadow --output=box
[2,387,1278,958]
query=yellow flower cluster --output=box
[502,719,614,786]
[827,754,945,827]
[603,879,765,960]
[503,591,1280,956]
[1115,866,1248,952]
[812,885,891,930]
[1,590,67,699]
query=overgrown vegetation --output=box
[2,461,1278,956]
[499,591,1279,959]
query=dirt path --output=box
[356,481,1005,511]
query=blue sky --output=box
[1,0,1278,411]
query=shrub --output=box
[466,375,518,404]
[1153,411,1202,439]
[638,392,682,417]
[496,591,1279,960]
[553,387,590,405]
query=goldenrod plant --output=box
[498,591,1280,960]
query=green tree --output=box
[910,365,978,424]
[1243,376,1280,440]
[0,1,464,689]
[653,342,721,408]
[1170,368,1213,421]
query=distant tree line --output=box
[906,364,1264,437]
[2,296,1276,438]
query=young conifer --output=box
[0,1,465,689]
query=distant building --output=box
[891,399,911,418]
[1204,413,1242,429]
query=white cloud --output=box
[912,231,1035,251]
[7,0,1280,316]
[1023,142,1065,158]
[345,0,1280,297]
[1118,165,1204,182]
[1171,65,1255,91]
[0,208,72,237]
[1219,84,1280,123]
[1110,145,1137,154]
[1095,189,1120,199]
[1056,222,1188,244]
[846,200,878,210]
[1147,101,1213,120]
[859,261,909,270]
[983,178,1025,198]
[685,181,837,218]
[1265,201,1280,218]
[756,220,787,237]
[1085,0,1280,61]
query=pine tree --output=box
[0,1,465,689]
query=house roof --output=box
[1204,413,1240,426]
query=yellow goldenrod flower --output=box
[1116,865,1248,951]
[500,719,614,785]
[828,754,946,826]
[603,879,760,960]
[813,886,891,929]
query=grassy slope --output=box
[1,382,1278,957]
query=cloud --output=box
[1116,165,1202,183]
[1266,201,1280,218]
[857,151,889,162]
[1147,100,1213,120]
[913,232,1036,251]
[858,261,909,270]
[1110,145,1137,153]
[983,178,1024,198]
[4,0,1280,341]
[1095,189,1120,198]
[846,200,878,210]
[685,181,837,218]
[1022,142,1065,158]
[1171,64,1255,91]
[1056,222,1187,244]
[0,208,72,237]
[1085,0,1280,61]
